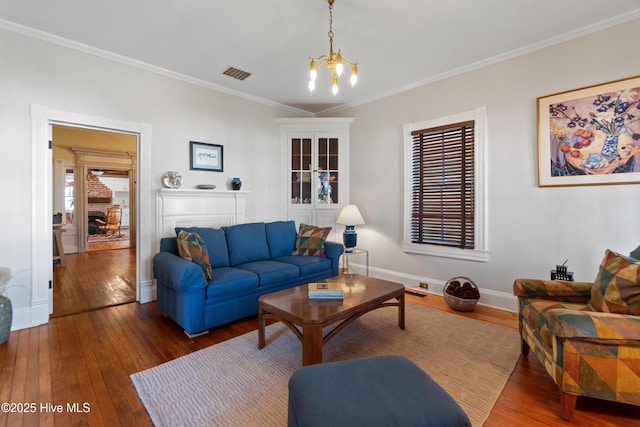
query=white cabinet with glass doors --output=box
[278,118,354,229]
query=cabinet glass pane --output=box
[291,172,312,204]
[317,137,339,205]
[318,137,328,170]
[329,138,339,170]
[318,171,338,204]
[291,138,312,171]
[302,138,311,170]
[291,138,313,204]
[291,138,301,170]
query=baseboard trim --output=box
[139,280,156,304]
[11,298,49,331]
[348,262,518,313]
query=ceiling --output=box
[1,1,639,115]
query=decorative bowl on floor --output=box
[443,276,480,312]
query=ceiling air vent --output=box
[222,66,251,81]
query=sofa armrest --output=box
[153,251,207,292]
[324,241,344,275]
[513,278,592,302]
[324,241,344,259]
[547,309,640,341]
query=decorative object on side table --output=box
[231,177,242,190]
[443,276,480,312]
[551,259,574,281]
[336,204,365,253]
[161,171,183,189]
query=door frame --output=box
[71,147,137,254]
[30,105,152,324]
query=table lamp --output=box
[336,204,365,253]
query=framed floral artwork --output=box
[537,76,640,187]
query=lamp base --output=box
[343,230,357,253]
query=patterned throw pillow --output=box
[292,223,331,256]
[176,230,213,280]
[588,249,640,315]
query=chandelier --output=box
[308,0,358,96]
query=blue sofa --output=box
[153,221,343,336]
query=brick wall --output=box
[87,173,112,212]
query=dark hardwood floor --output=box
[2,251,638,426]
[52,247,136,317]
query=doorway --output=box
[51,125,137,317]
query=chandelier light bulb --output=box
[332,75,339,96]
[350,64,358,86]
[309,59,317,81]
[308,79,315,92]
[335,52,343,76]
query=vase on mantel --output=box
[0,295,12,344]
[231,177,242,191]
[161,171,183,189]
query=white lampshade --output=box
[336,204,365,226]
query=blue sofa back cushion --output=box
[266,220,297,259]
[175,226,230,268]
[224,222,270,266]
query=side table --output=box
[342,248,369,276]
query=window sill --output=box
[402,242,489,262]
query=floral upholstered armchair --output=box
[513,248,640,420]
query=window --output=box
[403,107,488,262]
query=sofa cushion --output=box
[224,222,270,266]
[205,267,259,300]
[293,223,331,256]
[520,299,590,350]
[175,226,230,268]
[631,245,640,261]
[588,249,640,315]
[274,255,332,277]
[236,260,299,287]
[266,220,297,258]
[176,230,213,280]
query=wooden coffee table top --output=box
[258,274,405,366]
[258,274,404,326]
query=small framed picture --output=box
[190,141,223,172]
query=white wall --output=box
[1,18,638,327]
[340,18,640,309]
[0,27,301,327]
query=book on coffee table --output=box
[308,282,344,299]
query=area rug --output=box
[131,303,520,427]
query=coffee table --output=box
[258,274,405,366]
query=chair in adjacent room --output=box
[513,247,640,420]
[95,204,122,237]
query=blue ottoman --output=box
[287,355,471,427]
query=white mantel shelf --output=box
[158,189,251,196]
[156,189,250,239]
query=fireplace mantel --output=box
[156,189,249,238]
